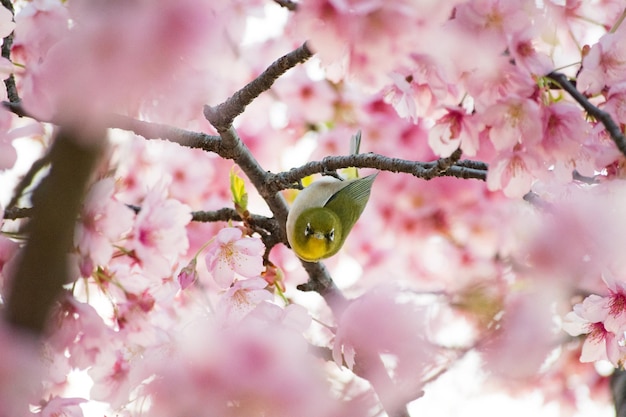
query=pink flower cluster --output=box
[563,276,626,366]
[290,0,626,198]
[1,0,626,416]
[13,0,217,126]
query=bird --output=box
[286,131,377,262]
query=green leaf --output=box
[230,167,248,214]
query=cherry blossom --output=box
[0,323,42,417]
[274,70,337,125]
[177,257,199,290]
[508,27,553,76]
[540,102,588,156]
[205,227,265,288]
[562,294,622,365]
[481,288,561,380]
[2,0,626,416]
[18,0,217,123]
[293,0,455,89]
[36,397,86,417]
[145,312,339,417]
[428,107,480,157]
[47,296,113,371]
[603,81,626,125]
[452,0,534,52]
[384,54,456,121]
[333,286,439,409]
[88,349,133,409]
[126,184,192,278]
[11,0,69,66]
[215,277,273,325]
[74,178,134,277]
[487,144,544,197]
[578,23,626,95]
[482,96,543,151]
[463,57,536,112]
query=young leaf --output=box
[230,167,248,214]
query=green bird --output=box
[286,174,377,262]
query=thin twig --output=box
[547,72,626,158]
[6,153,52,210]
[192,207,279,236]
[3,206,33,220]
[125,205,280,242]
[204,42,314,131]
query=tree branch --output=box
[106,113,223,154]
[204,42,314,131]
[273,0,298,11]
[3,206,33,220]
[547,72,626,157]
[0,0,18,104]
[612,369,626,417]
[4,126,103,335]
[1,103,226,158]
[267,151,488,193]
[6,152,52,210]
[353,351,413,417]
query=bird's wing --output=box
[324,173,377,236]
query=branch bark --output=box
[547,72,626,157]
[267,151,487,193]
[106,113,222,153]
[0,0,18,104]
[204,42,313,131]
[613,369,626,417]
[273,0,298,11]
[4,127,103,335]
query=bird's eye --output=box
[305,223,313,236]
[327,229,335,242]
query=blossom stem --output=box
[609,8,626,34]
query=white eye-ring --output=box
[327,229,335,241]
[305,223,313,236]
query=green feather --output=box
[324,173,377,240]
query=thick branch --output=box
[613,369,626,417]
[106,114,223,154]
[106,113,221,148]
[4,127,103,335]
[204,42,314,131]
[267,152,488,193]
[1,103,226,158]
[547,72,626,157]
